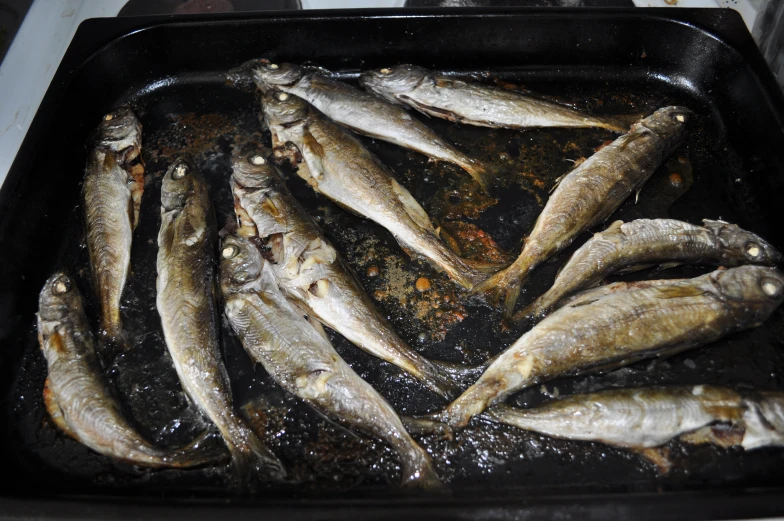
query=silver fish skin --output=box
[220,235,442,488]
[156,158,284,481]
[251,61,495,192]
[230,151,463,399]
[518,218,782,320]
[261,89,491,289]
[359,64,631,133]
[471,106,690,318]
[439,265,784,429]
[37,270,221,468]
[82,106,143,342]
[485,385,784,452]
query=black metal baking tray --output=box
[1,7,784,520]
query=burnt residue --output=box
[7,71,784,499]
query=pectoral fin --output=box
[390,178,437,234]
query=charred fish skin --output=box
[37,271,220,468]
[261,89,490,290]
[250,61,496,193]
[230,150,462,399]
[518,218,783,320]
[220,235,442,489]
[485,385,784,454]
[440,266,784,429]
[359,64,630,133]
[82,106,143,343]
[157,158,284,481]
[471,106,690,318]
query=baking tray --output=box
[1,7,784,520]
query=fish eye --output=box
[761,278,783,298]
[746,242,762,259]
[52,276,72,295]
[222,244,240,259]
[674,113,687,123]
[172,163,188,179]
[379,67,393,75]
[103,113,115,121]
[277,92,289,102]
[267,63,280,70]
[249,154,266,166]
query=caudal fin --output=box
[461,159,501,197]
[469,259,533,320]
[512,293,554,325]
[399,447,446,491]
[601,112,647,133]
[228,431,286,489]
[164,430,230,469]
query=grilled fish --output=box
[471,106,690,317]
[37,270,222,468]
[485,385,784,471]
[157,158,284,481]
[261,89,492,289]
[231,150,466,398]
[250,61,496,192]
[517,218,782,320]
[220,234,442,488]
[359,64,631,133]
[437,266,784,429]
[82,107,144,343]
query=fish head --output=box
[252,62,304,92]
[635,106,691,141]
[230,147,292,234]
[230,147,279,191]
[358,64,427,103]
[220,234,265,296]
[38,270,83,324]
[93,106,142,160]
[161,157,201,211]
[712,266,784,320]
[704,219,783,267]
[262,89,310,129]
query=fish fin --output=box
[459,159,501,197]
[399,449,445,491]
[399,94,461,124]
[469,257,532,320]
[401,416,454,441]
[634,446,673,475]
[656,262,683,271]
[619,129,652,151]
[438,226,462,255]
[306,315,332,343]
[390,178,438,234]
[430,360,485,389]
[601,219,625,235]
[549,172,570,194]
[164,430,231,469]
[42,377,80,442]
[228,433,287,487]
[461,258,510,275]
[740,402,784,450]
[649,285,707,300]
[604,112,647,133]
[513,297,549,324]
[680,424,743,449]
[614,263,655,275]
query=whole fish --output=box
[359,64,632,133]
[37,270,222,468]
[484,385,784,472]
[157,158,284,481]
[231,150,468,399]
[471,106,690,317]
[436,265,784,429]
[517,218,782,320]
[82,107,144,343]
[250,61,496,193]
[220,234,442,488]
[261,89,493,289]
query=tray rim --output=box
[2,7,784,518]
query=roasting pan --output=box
[1,7,784,520]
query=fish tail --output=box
[228,431,286,486]
[161,430,230,469]
[602,112,647,133]
[430,359,486,391]
[461,159,501,197]
[469,259,531,320]
[399,446,445,491]
[512,293,554,324]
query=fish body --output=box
[82,107,143,342]
[231,151,462,398]
[220,235,442,488]
[156,158,283,481]
[471,106,690,317]
[251,62,495,192]
[519,218,782,319]
[485,385,784,458]
[359,64,630,133]
[261,89,489,289]
[37,271,220,468]
[440,266,784,428]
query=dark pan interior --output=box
[1,7,784,515]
